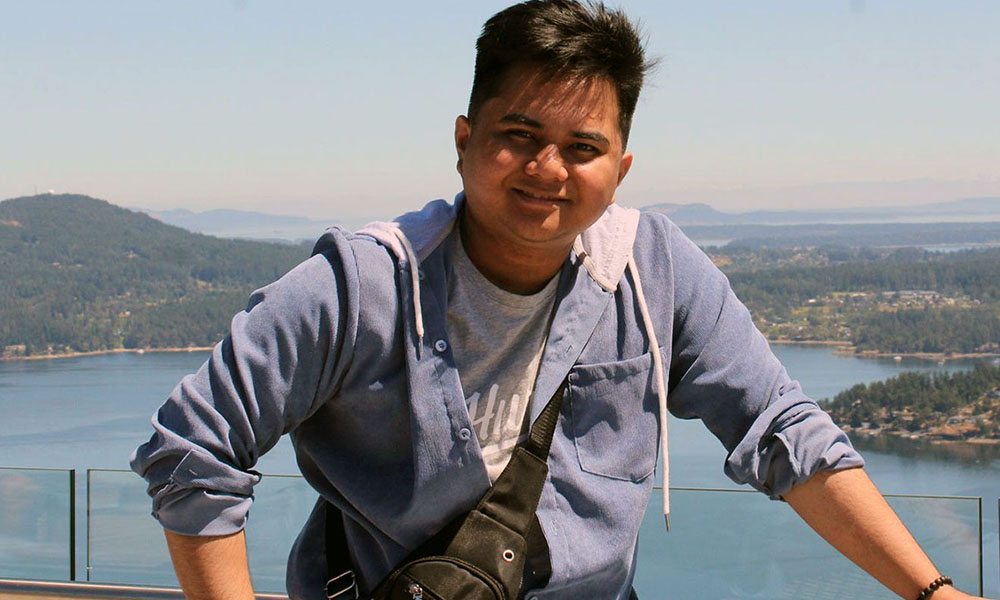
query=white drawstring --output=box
[627,254,670,531]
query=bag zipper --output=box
[391,556,505,600]
[408,583,423,600]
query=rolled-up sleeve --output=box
[664,223,864,499]
[129,230,360,535]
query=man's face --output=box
[455,65,633,258]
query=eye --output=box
[506,129,535,141]
[571,142,599,153]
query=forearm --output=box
[164,529,255,600]
[784,467,979,600]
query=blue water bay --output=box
[0,346,996,597]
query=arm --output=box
[784,467,983,600]
[130,233,361,575]
[165,529,255,600]
[654,218,981,598]
[658,216,864,497]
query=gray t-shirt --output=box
[446,231,558,482]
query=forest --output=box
[0,194,310,356]
[3,194,1000,359]
[716,246,1000,354]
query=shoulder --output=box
[635,210,696,249]
[307,226,403,289]
[308,226,412,324]
[628,210,733,317]
[631,209,708,271]
[244,227,397,324]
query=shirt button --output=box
[417,268,426,281]
[433,339,448,353]
[458,428,471,441]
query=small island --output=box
[823,364,1000,443]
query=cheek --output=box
[574,164,622,195]
[470,145,521,177]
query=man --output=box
[131,2,983,599]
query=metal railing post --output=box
[976,496,982,596]
[87,469,92,582]
[69,469,77,581]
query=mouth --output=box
[513,188,568,204]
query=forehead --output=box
[484,65,621,138]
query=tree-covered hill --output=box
[825,363,1000,440]
[719,247,1000,354]
[0,194,313,356]
[726,247,1000,312]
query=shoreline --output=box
[0,346,214,362]
[5,339,1000,363]
[768,339,1000,362]
[844,427,1000,446]
[850,349,1000,361]
[768,339,851,347]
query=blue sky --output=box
[2,1,998,220]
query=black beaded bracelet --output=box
[915,575,953,600]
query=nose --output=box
[524,143,568,182]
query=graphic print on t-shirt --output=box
[468,383,527,444]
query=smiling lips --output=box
[514,187,568,203]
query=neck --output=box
[458,214,569,295]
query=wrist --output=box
[918,583,968,600]
[915,576,953,600]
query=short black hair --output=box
[469,0,654,146]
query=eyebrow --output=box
[499,112,610,146]
[573,130,610,145]
[499,113,543,128]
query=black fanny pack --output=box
[324,381,566,600]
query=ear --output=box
[617,152,633,186]
[454,115,471,175]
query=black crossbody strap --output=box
[324,379,567,598]
[522,379,567,461]
[475,380,565,536]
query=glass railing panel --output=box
[86,469,315,593]
[0,467,74,581]
[242,473,319,592]
[86,469,175,587]
[634,487,982,600]
[86,471,984,597]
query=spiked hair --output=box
[469,0,655,145]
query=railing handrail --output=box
[0,578,286,600]
[81,468,989,500]
[0,465,75,473]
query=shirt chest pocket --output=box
[566,350,661,483]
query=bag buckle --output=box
[326,570,359,600]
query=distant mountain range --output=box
[136,197,1000,242]
[683,221,1000,249]
[141,207,361,243]
[644,196,1000,226]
